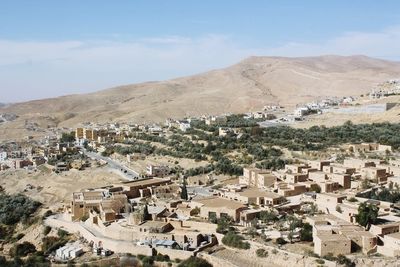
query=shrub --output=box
[177,256,213,267]
[256,248,268,258]
[141,256,154,267]
[0,225,14,242]
[222,231,250,249]
[275,237,287,245]
[57,229,69,238]
[137,254,146,260]
[0,193,41,225]
[155,253,170,262]
[42,236,68,255]
[10,241,36,257]
[216,216,233,234]
[14,233,25,241]
[42,210,53,219]
[323,252,336,261]
[347,197,358,202]
[336,254,354,267]
[315,259,325,264]
[43,226,52,236]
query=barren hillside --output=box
[2,55,400,129]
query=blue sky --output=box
[1,1,400,102]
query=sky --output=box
[1,1,400,103]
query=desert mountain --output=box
[2,55,400,127]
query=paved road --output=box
[84,150,140,181]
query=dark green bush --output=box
[9,241,36,257]
[222,231,250,249]
[0,193,41,225]
[177,256,213,267]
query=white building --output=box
[0,152,7,162]
[178,121,191,132]
[56,244,83,261]
[294,107,309,117]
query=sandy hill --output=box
[2,55,400,129]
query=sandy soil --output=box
[295,96,400,128]
[0,165,123,209]
[112,153,210,175]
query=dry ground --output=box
[0,165,122,209]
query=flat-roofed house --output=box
[285,164,308,174]
[192,197,247,222]
[308,160,330,171]
[314,234,351,256]
[118,178,171,198]
[240,168,276,188]
[286,173,308,183]
[219,188,285,206]
[379,232,400,257]
[344,158,376,170]
[330,173,351,189]
[331,165,356,175]
[308,171,328,182]
[361,167,387,182]
[277,183,307,197]
[369,222,400,236]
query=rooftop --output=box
[238,188,282,199]
[385,232,400,240]
[195,197,247,209]
[117,178,171,188]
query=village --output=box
[2,101,400,267]
[1,80,400,267]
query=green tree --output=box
[300,223,313,242]
[60,132,75,143]
[259,210,278,223]
[180,180,188,200]
[355,202,378,229]
[0,193,41,225]
[9,241,36,257]
[143,205,151,221]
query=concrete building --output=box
[70,178,170,221]
[308,160,330,171]
[277,183,307,197]
[309,214,376,255]
[314,234,351,256]
[56,243,83,261]
[361,167,387,181]
[192,196,247,222]
[240,168,276,188]
[286,173,308,183]
[330,165,356,175]
[330,173,351,189]
[75,128,84,140]
[0,152,7,162]
[147,165,170,177]
[369,222,400,237]
[178,121,191,132]
[285,164,308,174]
[217,187,285,206]
[378,232,400,257]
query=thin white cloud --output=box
[265,25,400,60]
[0,26,399,102]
